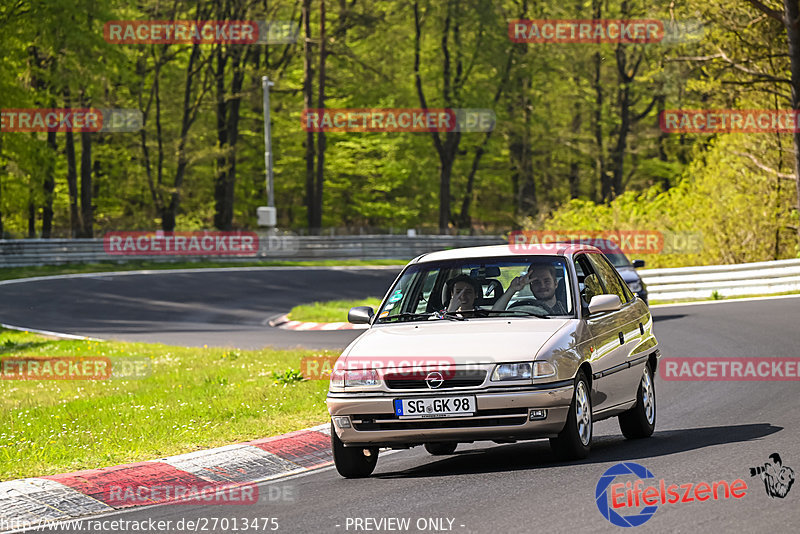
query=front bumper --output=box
[327,384,574,447]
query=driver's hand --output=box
[447,289,464,311]
[509,272,534,292]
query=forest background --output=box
[1,0,799,268]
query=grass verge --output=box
[649,289,800,306]
[0,259,405,283]
[0,328,334,481]
[288,298,383,323]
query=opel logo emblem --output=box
[425,371,444,389]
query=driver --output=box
[492,264,567,315]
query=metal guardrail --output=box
[639,258,800,300]
[2,237,798,301]
[0,235,505,267]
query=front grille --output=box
[384,370,486,390]
[351,408,528,431]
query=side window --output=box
[574,254,603,303]
[586,253,628,303]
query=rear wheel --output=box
[331,422,378,478]
[618,364,656,439]
[424,442,458,455]
[549,371,592,460]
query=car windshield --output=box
[375,256,574,322]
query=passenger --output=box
[492,264,567,315]
[445,274,482,312]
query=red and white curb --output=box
[268,314,368,331]
[0,423,332,531]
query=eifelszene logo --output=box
[595,462,748,527]
[750,453,795,499]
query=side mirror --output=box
[588,294,622,315]
[632,259,645,269]
[348,306,375,324]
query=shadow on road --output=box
[374,423,782,479]
[651,314,687,323]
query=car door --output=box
[577,253,643,413]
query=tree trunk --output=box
[413,0,463,233]
[212,4,247,234]
[80,130,93,237]
[213,40,230,230]
[42,131,56,238]
[302,0,317,232]
[569,91,582,199]
[65,129,81,237]
[592,0,607,203]
[314,0,326,230]
[163,41,203,232]
[610,77,631,199]
[0,136,4,238]
[27,180,35,238]
[224,57,244,229]
[458,51,514,229]
[784,0,800,245]
[506,73,535,221]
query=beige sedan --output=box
[327,244,659,478]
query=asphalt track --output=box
[0,267,401,350]
[3,270,800,533]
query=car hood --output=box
[340,318,572,364]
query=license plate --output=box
[393,396,475,419]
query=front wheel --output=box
[331,422,378,478]
[424,442,458,455]
[549,371,592,460]
[618,364,656,439]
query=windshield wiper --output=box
[436,311,467,321]
[378,312,433,322]
[476,309,550,319]
[378,311,467,322]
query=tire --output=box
[424,442,458,455]
[618,364,656,439]
[331,422,379,478]
[549,371,592,460]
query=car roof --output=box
[552,238,625,253]
[412,243,601,263]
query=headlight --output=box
[330,369,380,388]
[491,363,532,381]
[627,280,642,293]
[533,361,557,378]
[330,369,345,388]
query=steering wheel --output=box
[508,299,550,315]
